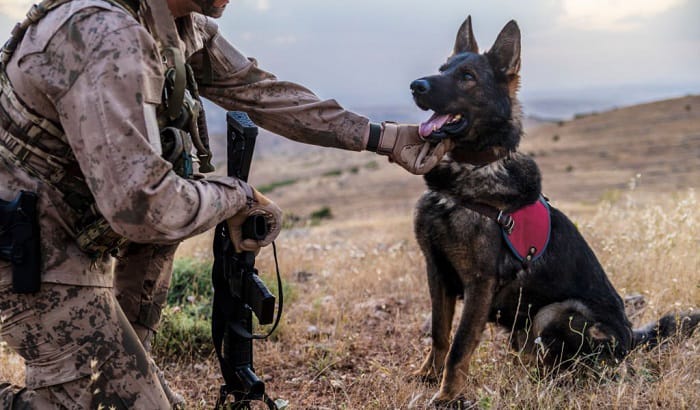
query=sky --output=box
[1,0,699,118]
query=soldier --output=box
[0,0,451,408]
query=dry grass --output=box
[6,191,693,408]
[159,189,699,409]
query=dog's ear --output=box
[453,15,479,55]
[488,20,521,77]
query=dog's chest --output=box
[415,191,500,250]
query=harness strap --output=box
[163,48,187,121]
[0,0,73,68]
[142,0,188,117]
[184,63,214,172]
[462,202,515,234]
[0,73,93,203]
[108,0,140,17]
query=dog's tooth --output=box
[454,114,462,121]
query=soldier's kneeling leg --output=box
[0,284,170,409]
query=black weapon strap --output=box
[211,240,284,364]
[231,242,284,340]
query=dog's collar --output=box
[449,147,509,165]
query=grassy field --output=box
[160,189,698,409]
[158,96,699,408]
[0,96,698,408]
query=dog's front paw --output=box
[409,368,440,385]
[429,391,474,409]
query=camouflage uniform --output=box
[0,0,369,407]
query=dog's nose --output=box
[410,79,431,94]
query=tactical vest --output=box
[0,0,214,257]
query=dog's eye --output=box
[463,73,475,82]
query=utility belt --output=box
[0,191,40,293]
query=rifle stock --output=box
[212,112,279,409]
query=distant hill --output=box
[522,95,700,204]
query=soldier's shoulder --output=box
[23,0,140,55]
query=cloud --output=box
[271,35,297,45]
[255,0,270,11]
[558,0,685,31]
[0,0,33,20]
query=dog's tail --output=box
[632,311,700,349]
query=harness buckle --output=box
[497,210,515,235]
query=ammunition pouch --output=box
[159,62,215,176]
[0,191,41,293]
[161,126,194,178]
[75,217,129,258]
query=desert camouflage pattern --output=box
[114,242,179,340]
[0,0,370,407]
[0,284,170,408]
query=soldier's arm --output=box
[190,17,370,151]
[24,9,249,243]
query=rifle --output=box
[212,111,284,409]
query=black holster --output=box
[0,191,41,293]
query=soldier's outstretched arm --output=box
[191,17,451,175]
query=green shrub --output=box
[364,160,379,170]
[322,169,343,177]
[258,178,299,194]
[153,258,214,359]
[309,206,333,226]
[167,258,213,307]
[153,304,213,359]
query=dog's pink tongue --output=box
[419,113,452,137]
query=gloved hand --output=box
[227,183,282,253]
[366,122,453,175]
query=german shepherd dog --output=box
[410,16,700,404]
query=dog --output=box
[410,16,700,405]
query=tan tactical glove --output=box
[366,122,453,175]
[227,183,282,253]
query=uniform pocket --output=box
[141,73,164,105]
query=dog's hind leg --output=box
[434,275,496,403]
[412,254,457,383]
[634,311,700,349]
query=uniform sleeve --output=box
[191,18,370,151]
[31,10,247,243]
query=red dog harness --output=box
[501,196,551,265]
[461,195,551,266]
